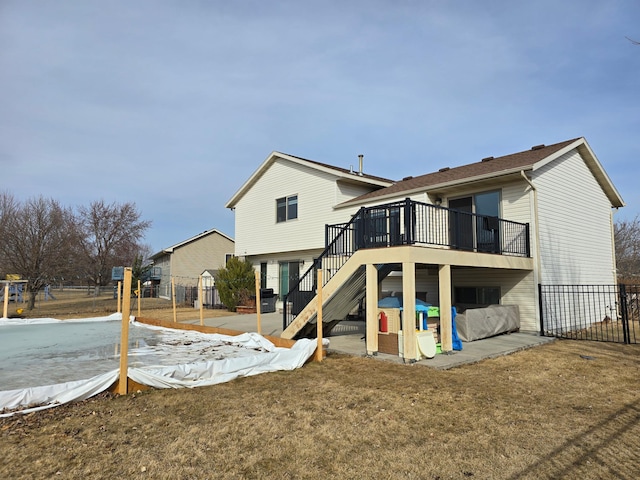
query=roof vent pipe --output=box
[358,154,364,176]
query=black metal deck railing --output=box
[283,198,530,330]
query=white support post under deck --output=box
[365,263,379,355]
[402,262,417,361]
[439,264,452,352]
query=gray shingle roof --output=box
[346,138,581,204]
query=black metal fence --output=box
[156,275,223,308]
[539,284,639,344]
[283,198,531,330]
[182,285,222,308]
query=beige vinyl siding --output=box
[246,249,323,297]
[336,181,381,205]
[152,255,171,299]
[452,268,537,331]
[154,232,235,299]
[234,160,365,257]
[501,181,532,225]
[380,270,439,305]
[153,255,170,274]
[170,233,234,281]
[534,150,616,284]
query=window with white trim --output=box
[276,195,298,223]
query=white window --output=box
[276,195,298,223]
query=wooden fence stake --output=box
[199,275,204,326]
[117,281,122,313]
[137,280,141,318]
[171,277,177,323]
[117,267,133,395]
[2,284,9,319]
[255,270,262,335]
[316,270,323,362]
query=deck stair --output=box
[285,260,395,339]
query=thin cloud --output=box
[1,0,638,248]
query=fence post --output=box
[3,284,9,318]
[315,270,323,362]
[171,277,177,323]
[117,267,133,395]
[619,283,630,344]
[117,281,122,313]
[255,270,262,335]
[403,198,413,245]
[356,206,365,250]
[538,284,545,336]
[282,293,288,331]
[199,275,204,326]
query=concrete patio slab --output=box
[183,311,555,369]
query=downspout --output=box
[520,170,543,333]
[610,209,618,283]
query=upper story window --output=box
[276,195,298,223]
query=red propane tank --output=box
[379,311,388,333]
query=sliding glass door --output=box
[449,191,500,253]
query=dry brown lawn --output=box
[1,292,639,479]
[4,288,233,323]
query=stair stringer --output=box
[281,250,373,340]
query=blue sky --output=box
[1,0,639,252]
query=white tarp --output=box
[0,370,120,417]
[0,316,319,417]
[128,337,316,388]
[0,312,125,324]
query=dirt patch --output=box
[1,295,639,478]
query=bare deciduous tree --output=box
[0,191,19,275]
[614,215,640,281]
[76,200,151,293]
[0,196,76,309]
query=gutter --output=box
[338,167,532,209]
[610,209,618,282]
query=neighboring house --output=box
[226,138,624,359]
[150,229,234,301]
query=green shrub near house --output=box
[216,257,255,312]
